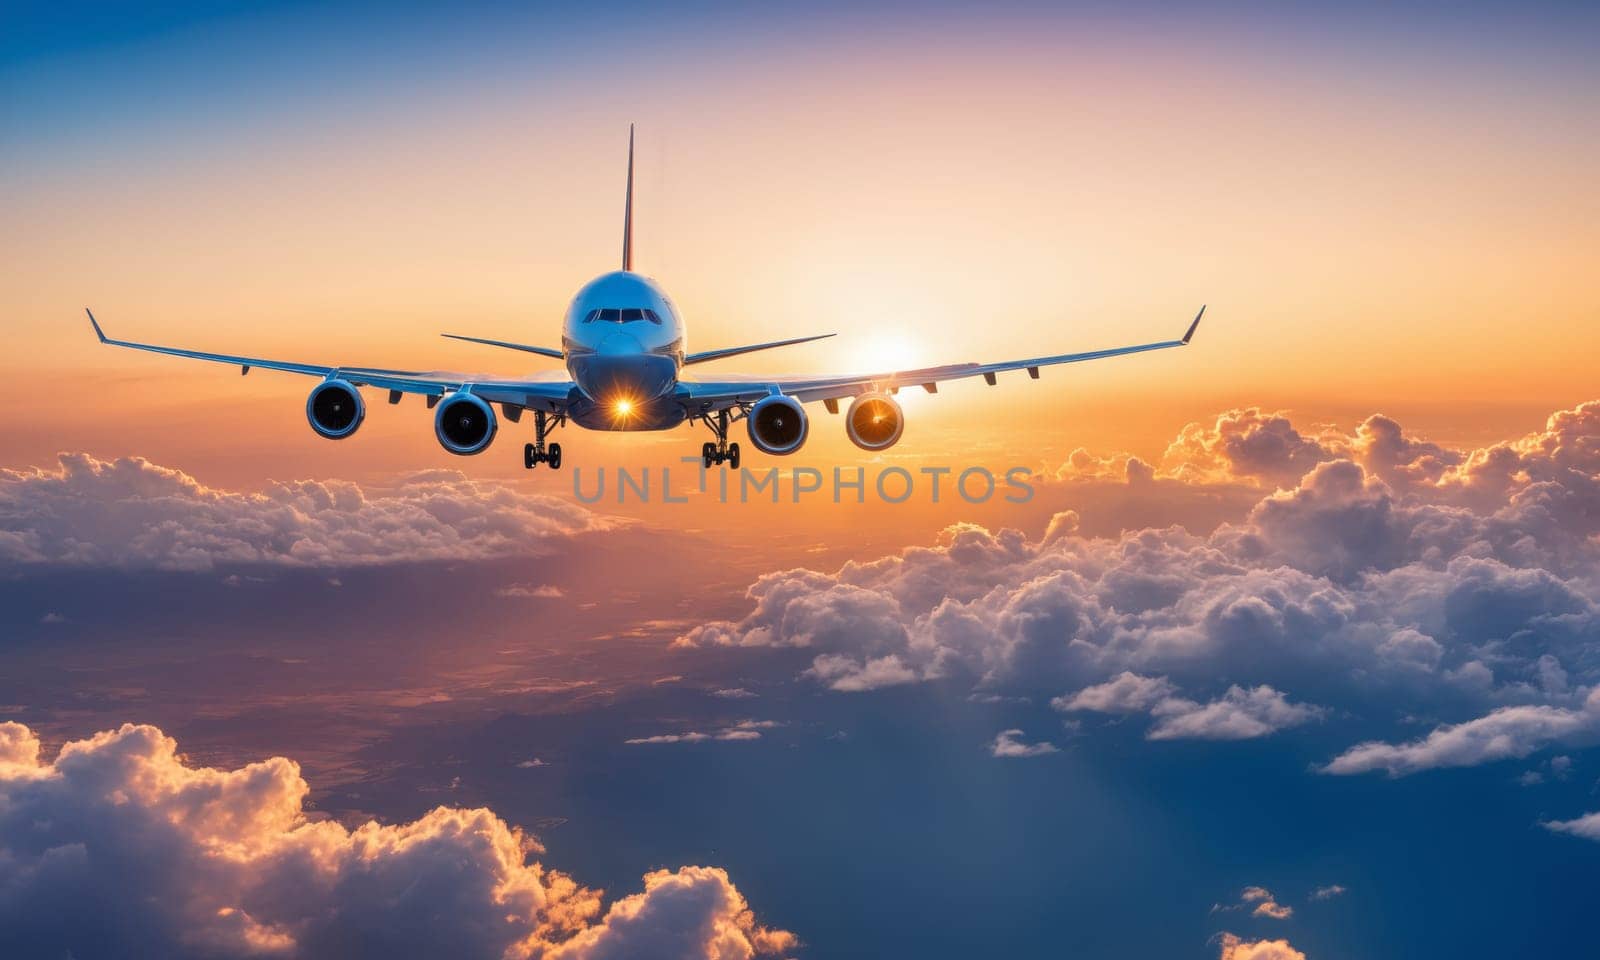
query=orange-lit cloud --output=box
[0,721,793,959]
[1217,932,1307,960]
[0,453,613,571]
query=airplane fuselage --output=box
[560,270,688,431]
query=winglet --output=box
[621,123,635,272]
[1182,304,1205,344]
[86,308,107,343]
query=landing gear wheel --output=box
[524,411,566,471]
[696,410,741,468]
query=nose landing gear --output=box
[698,409,741,469]
[524,410,565,470]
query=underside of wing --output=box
[86,309,576,412]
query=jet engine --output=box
[434,392,498,455]
[746,394,809,456]
[306,380,365,439]
[844,393,904,451]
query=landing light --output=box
[614,399,634,416]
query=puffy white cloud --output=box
[1321,690,1600,777]
[1217,933,1307,960]
[988,729,1059,758]
[0,453,613,572]
[1160,408,1344,487]
[1308,884,1346,901]
[0,722,792,959]
[1147,686,1322,741]
[1055,676,1321,741]
[1542,811,1600,842]
[1050,672,1176,713]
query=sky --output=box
[2,2,1599,959]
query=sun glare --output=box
[857,334,921,375]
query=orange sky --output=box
[3,11,1596,498]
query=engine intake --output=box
[845,393,904,451]
[746,394,809,456]
[434,392,498,455]
[306,380,365,439]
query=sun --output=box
[856,333,920,374]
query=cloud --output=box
[1321,689,1600,777]
[1051,672,1176,713]
[1217,933,1307,960]
[0,453,613,572]
[625,732,713,745]
[625,720,778,745]
[497,584,567,599]
[1161,407,1343,487]
[988,729,1059,758]
[1147,686,1322,741]
[1213,886,1292,920]
[0,722,792,959]
[1542,811,1600,842]
[1309,884,1346,901]
[682,400,1600,782]
[712,688,758,699]
[1055,676,1320,741]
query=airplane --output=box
[86,125,1203,471]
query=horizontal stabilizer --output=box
[684,333,835,365]
[441,333,564,360]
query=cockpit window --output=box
[582,307,664,324]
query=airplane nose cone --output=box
[596,331,643,357]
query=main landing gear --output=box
[524,410,565,470]
[699,409,741,469]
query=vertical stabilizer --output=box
[621,124,634,271]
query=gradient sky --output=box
[3,3,1600,959]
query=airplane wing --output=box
[86,310,576,412]
[675,306,1204,412]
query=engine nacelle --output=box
[746,394,809,456]
[306,380,365,440]
[844,393,904,451]
[434,392,498,455]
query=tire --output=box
[728,442,741,470]
[523,443,538,470]
[548,443,562,470]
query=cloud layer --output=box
[0,721,792,959]
[0,454,612,572]
[682,401,1600,787]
